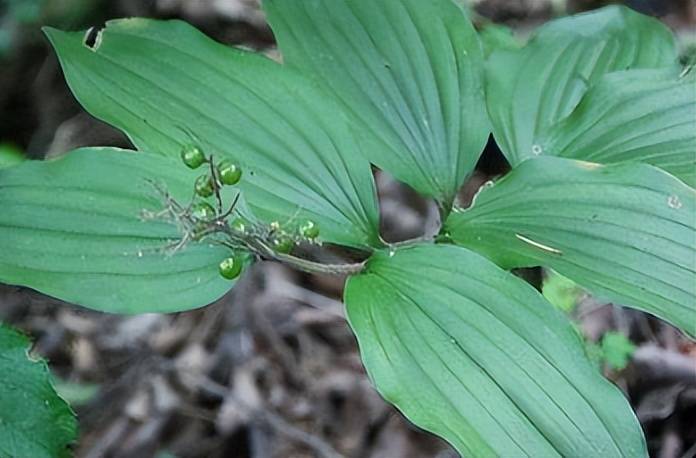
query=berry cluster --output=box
[267,219,320,255]
[179,142,320,281]
[181,143,246,280]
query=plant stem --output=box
[219,225,366,276]
[274,253,366,275]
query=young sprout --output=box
[218,256,243,280]
[218,160,243,186]
[180,144,206,169]
[300,220,320,239]
[194,175,215,198]
[190,202,216,221]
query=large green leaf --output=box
[537,68,696,187]
[44,19,381,249]
[345,244,645,457]
[486,5,678,166]
[0,323,76,458]
[445,157,696,336]
[265,0,489,209]
[0,147,235,314]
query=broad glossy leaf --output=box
[45,19,381,249]
[0,323,76,458]
[445,157,696,336]
[0,147,236,314]
[537,68,696,186]
[345,244,645,457]
[265,0,489,208]
[486,5,678,165]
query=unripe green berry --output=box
[273,237,294,254]
[218,160,243,186]
[181,145,206,169]
[300,220,319,239]
[195,175,215,198]
[191,202,216,221]
[231,218,246,233]
[219,256,243,280]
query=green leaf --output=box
[537,68,696,187]
[478,23,520,57]
[44,19,381,249]
[486,5,678,166]
[345,244,645,457]
[0,323,77,458]
[585,340,605,371]
[265,0,489,208]
[0,147,236,314]
[600,332,636,371]
[445,157,696,337]
[0,143,26,169]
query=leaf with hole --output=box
[45,19,381,249]
[345,244,645,457]
[445,157,696,336]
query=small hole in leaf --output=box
[83,24,105,51]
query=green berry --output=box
[191,202,216,221]
[181,145,206,169]
[218,160,243,186]
[219,256,243,280]
[300,220,319,239]
[231,218,246,233]
[273,237,294,254]
[195,174,215,198]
